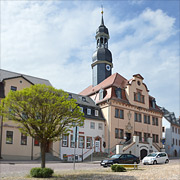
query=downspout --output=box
[0,112,3,159]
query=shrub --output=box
[111,164,126,172]
[30,167,54,178]
[111,164,118,171]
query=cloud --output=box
[1,2,179,116]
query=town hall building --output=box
[80,11,164,159]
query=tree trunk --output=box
[40,141,46,168]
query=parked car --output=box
[100,154,140,167]
[142,152,169,165]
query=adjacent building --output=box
[161,107,180,157]
[0,69,105,161]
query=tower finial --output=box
[101,5,104,25]
[101,5,103,15]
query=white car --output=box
[142,152,169,165]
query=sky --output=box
[1,0,179,117]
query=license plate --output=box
[101,162,105,165]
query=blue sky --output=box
[1,0,179,117]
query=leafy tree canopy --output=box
[0,84,85,143]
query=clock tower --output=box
[92,10,113,87]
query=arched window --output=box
[100,37,103,44]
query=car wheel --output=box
[103,166,107,168]
[165,159,169,164]
[153,160,157,165]
[143,163,146,165]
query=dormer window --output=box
[152,99,156,108]
[134,90,144,103]
[82,97,86,102]
[95,110,99,116]
[87,108,91,115]
[99,89,105,100]
[115,88,122,99]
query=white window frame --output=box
[98,123,103,130]
[90,122,95,129]
[87,108,91,115]
[95,110,99,116]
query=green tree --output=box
[0,84,84,168]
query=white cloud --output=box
[1,2,179,116]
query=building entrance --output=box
[125,133,131,142]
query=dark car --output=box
[100,154,140,167]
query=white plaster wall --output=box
[60,119,105,161]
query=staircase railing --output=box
[123,138,133,148]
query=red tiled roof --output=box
[79,73,128,96]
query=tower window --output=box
[100,37,103,44]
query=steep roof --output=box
[80,73,128,96]
[161,107,180,127]
[0,69,51,86]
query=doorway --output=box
[140,149,148,160]
[125,133,131,142]
[95,141,100,152]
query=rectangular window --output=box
[115,128,123,139]
[135,131,142,142]
[156,118,158,126]
[98,123,103,130]
[147,116,150,124]
[120,110,124,119]
[115,109,124,119]
[173,138,174,145]
[152,117,155,125]
[34,138,39,146]
[87,108,91,115]
[175,128,177,134]
[95,110,99,116]
[6,131,13,144]
[21,133,27,145]
[11,86,17,91]
[79,136,84,148]
[86,137,92,149]
[134,91,144,103]
[62,135,68,147]
[179,140,180,146]
[115,108,119,118]
[172,126,174,132]
[178,129,180,134]
[152,134,158,143]
[156,135,159,143]
[120,129,124,139]
[70,135,75,148]
[144,133,150,142]
[144,115,147,123]
[90,122,95,129]
[134,113,141,122]
[115,128,119,138]
[176,139,177,145]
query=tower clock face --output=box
[106,64,111,71]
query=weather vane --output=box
[101,5,103,15]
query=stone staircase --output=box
[84,152,108,162]
[35,153,61,161]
